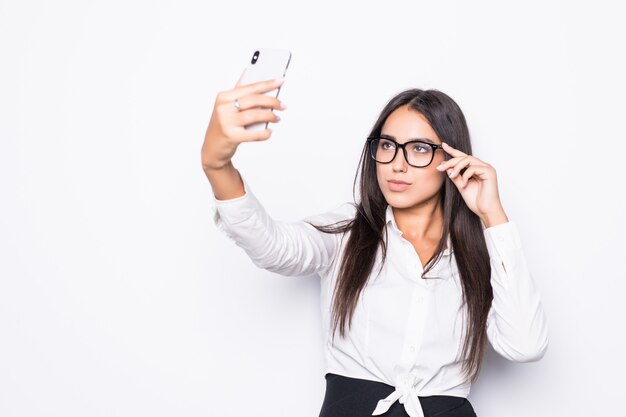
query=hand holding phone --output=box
[201,49,291,172]
[237,48,291,131]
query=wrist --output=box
[481,208,509,228]
[203,160,237,186]
[203,159,233,173]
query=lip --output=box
[388,180,411,185]
[387,180,411,191]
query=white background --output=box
[1,0,625,416]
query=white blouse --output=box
[209,174,549,417]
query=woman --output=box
[201,75,549,417]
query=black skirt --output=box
[319,373,477,417]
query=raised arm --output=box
[483,221,550,362]
[209,171,355,277]
[201,73,355,277]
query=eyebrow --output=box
[379,133,438,145]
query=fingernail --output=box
[280,101,287,109]
[275,115,281,122]
[275,77,285,84]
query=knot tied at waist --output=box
[371,372,425,417]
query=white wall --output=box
[1,0,624,416]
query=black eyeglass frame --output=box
[366,135,444,168]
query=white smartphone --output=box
[239,48,291,131]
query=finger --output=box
[223,77,284,102]
[442,142,467,158]
[461,165,491,187]
[437,155,486,172]
[227,93,286,112]
[238,127,274,143]
[445,164,465,190]
[234,108,281,128]
[436,155,462,171]
[440,155,471,177]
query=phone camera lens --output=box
[252,50,259,64]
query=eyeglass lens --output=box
[369,138,434,167]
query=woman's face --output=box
[375,105,446,209]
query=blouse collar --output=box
[385,204,452,256]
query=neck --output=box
[392,195,444,243]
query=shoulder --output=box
[302,201,357,225]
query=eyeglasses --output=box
[367,136,444,168]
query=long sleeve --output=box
[209,173,356,277]
[483,221,549,362]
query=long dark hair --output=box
[304,88,492,385]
